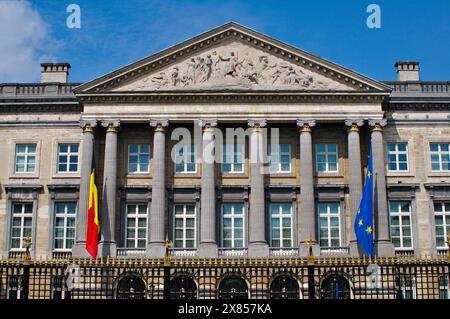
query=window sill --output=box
[52,173,81,179]
[9,174,39,179]
[387,171,416,178]
[428,171,450,177]
[125,173,152,179]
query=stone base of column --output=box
[198,243,218,257]
[248,242,269,257]
[375,240,395,257]
[349,241,362,257]
[71,243,93,258]
[98,241,117,257]
[146,244,166,258]
[299,243,320,258]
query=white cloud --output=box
[0,0,58,83]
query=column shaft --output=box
[370,120,394,256]
[148,120,168,257]
[198,120,218,256]
[346,120,363,243]
[72,121,96,258]
[248,120,269,257]
[99,120,119,257]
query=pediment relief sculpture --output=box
[115,42,355,91]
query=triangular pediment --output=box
[75,22,390,94]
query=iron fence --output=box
[0,256,448,300]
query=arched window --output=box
[218,274,248,299]
[320,274,351,299]
[116,274,146,299]
[170,274,197,299]
[270,273,300,299]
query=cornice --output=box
[77,91,388,104]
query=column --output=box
[72,120,97,258]
[369,119,394,257]
[98,120,120,257]
[346,120,364,256]
[147,119,169,257]
[198,119,218,257]
[297,119,319,257]
[248,119,269,257]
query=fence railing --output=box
[0,255,448,300]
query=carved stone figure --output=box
[117,43,352,91]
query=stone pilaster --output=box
[98,120,120,257]
[247,119,269,257]
[72,120,97,258]
[197,119,218,257]
[147,119,169,257]
[346,120,364,256]
[297,119,319,257]
[369,119,394,257]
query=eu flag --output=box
[354,145,374,257]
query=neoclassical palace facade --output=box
[0,23,449,261]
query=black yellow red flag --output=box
[86,157,99,258]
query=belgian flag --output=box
[86,157,99,258]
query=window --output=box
[318,203,341,248]
[15,144,36,173]
[430,143,450,171]
[54,202,76,251]
[439,275,449,300]
[398,276,416,299]
[270,203,293,248]
[316,144,338,173]
[174,204,196,248]
[128,144,150,173]
[389,201,413,250]
[222,203,245,248]
[434,202,450,249]
[125,204,148,249]
[57,144,79,173]
[175,144,196,173]
[387,143,409,172]
[10,203,33,251]
[269,144,291,173]
[222,144,244,173]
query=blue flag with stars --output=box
[354,145,374,257]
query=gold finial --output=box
[305,235,315,265]
[23,237,32,265]
[164,234,173,266]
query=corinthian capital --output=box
[369,119,387,132]
[248,119,267,128]
[150,119,169,132]
[297,119,316,132]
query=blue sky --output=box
[4,0,449,83]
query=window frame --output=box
[434,201,450,249]
[269,203,293,249]
[124,203,148,249]
[174,144,197,174]
[127,144,151,174]
[430,143,450,172]
[53,202,77,252]
[315,143,339,173]
[221,203,245,249]
[269,143,292,174]
[173,204,197,249]
[56,143,80,174]
[317,202,342,249]
[10,202,34,252]
[14,143,37,174]
[389,201,414,251]
[387,143,409,172]
[222,144,244,174]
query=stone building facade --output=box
[0,23,449,260]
